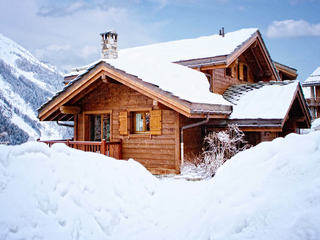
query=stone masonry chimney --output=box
[100,31,118,59]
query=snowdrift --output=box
[1,132,320,240]
[0,142,157,240]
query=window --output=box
[89,114,110,141]
[243,65,248,82]
[119,110,161,136]
[133,112,150,133]
[225,67,232,77]
[238,63,248,81]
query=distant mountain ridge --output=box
[0,33,71,144]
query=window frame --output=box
[83,110,112,141]
[132,111,150,134]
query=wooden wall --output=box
[210,58,255,95]
[75,81,180,174]
[180,116,204,162]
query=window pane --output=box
[90,115,101,141]
[102,114,110,141]
[135,113,144,132]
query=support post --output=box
[118,139,122,159]
[101,139,106,155]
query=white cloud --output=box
[266,19,320,38]
[37,1,89,17]
[0,0,168,71]
[80,45,99,58]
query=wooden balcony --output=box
[306,97,320,107]
[39,139,122,159]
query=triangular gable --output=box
[281,83,311,129]
[38,61,232,121]
[226,31,280,81]
[175,30,280,82]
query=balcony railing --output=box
[306,97,320,107]
[39,139,122,159]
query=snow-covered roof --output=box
[39,60,232,117]
[103,58,230,105]
[223,81,299,119]
[303,66,320,85]
[61,28,259,106]
[118,28,258,63]
[302,86,311,99]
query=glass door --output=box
[89,114,110,141]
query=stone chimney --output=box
[100,31,118,59]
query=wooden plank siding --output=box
[180,116,204,162]
[211,58,255,95]
[76,82,180,174]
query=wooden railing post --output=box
[101,139,106,155]
[118,139,122,159]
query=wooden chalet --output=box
[38,29,310,174]
[302,66,320,119]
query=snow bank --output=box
[184,132,320,240]
[0,142,157,240]
[1,132,320,240]
[122,132,320,240]
[311,118,320,131]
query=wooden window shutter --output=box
[239,63,244,80]
[119,111,128,135]
[150,110,162,135]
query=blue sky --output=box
[0,0,319,80]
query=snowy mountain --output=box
[0,33,71,144]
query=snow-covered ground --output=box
[1,131,320,240]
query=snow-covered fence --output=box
[38,139,122,159]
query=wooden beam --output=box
[69,80,103,105]
[39,69,105,120]
[250,45,263,74]
[60,106,81,114]
[101,75,109,83]
[200,64,226,71]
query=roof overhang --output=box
[206,118,283,132]
[273,61,297,80]
[38,61,232,121]
[302,81,320,87]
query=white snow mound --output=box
[0,142,157,240]
[1,132,320,240]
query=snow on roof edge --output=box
[228,81,300,119]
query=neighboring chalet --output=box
[273,61,298,81]
[38,28,310,174]
[302,66,320,119]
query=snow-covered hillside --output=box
[0,33,71,144]
[1,131,320,240]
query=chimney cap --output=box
[100,30,117,36]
